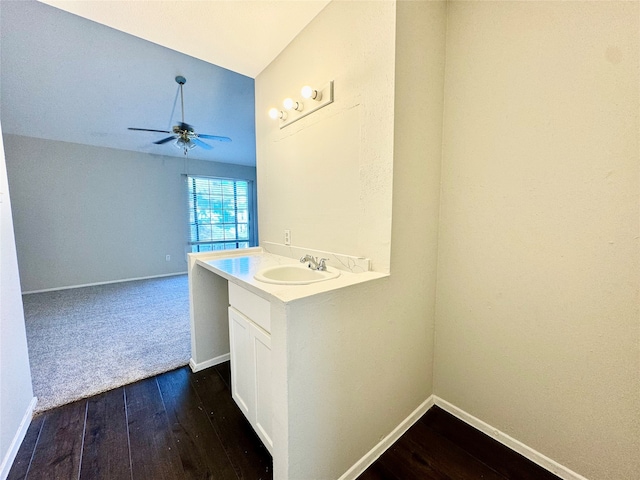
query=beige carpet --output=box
[22,275,191,413]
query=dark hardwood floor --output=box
[8,362,272,480]
[9,362,560,480]
[359,407,560,480]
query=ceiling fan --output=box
[128,76,231,155]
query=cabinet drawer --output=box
[228,282,271,333]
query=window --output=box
[187,176,254,252]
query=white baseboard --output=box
[22,272,188,295]
[189,353,230,373]
[338,395,436,480]
[0,396,37,480]
[433,396,589,480]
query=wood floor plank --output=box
[190,365,273,480]
[213,361,231,390]
[156,367,237,479]
[357,460,403,480]
[125,376,185,480]
[376,418,506,480]
[6,413,45,480]
[79,387,131,480]
[25,399,86,480]
[421,407,560,480]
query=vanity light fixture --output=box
[301,85,322,101]
[283,97,304,112]
[269,80,334,129]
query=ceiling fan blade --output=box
[192,137,213,150]
[128,127,172,133]
[198,134,232,142]
[154,136,176,145]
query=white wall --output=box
[0,124,34,478]
[4,135,257,292]
[435,2,639,479]
[255,0,396,273]
[256,1,446,477]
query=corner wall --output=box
[391,0,446,384]
[435,2,640,479]
[3,135,257,292]
[0,124,34,478]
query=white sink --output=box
[254,264,340,285]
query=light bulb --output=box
[268,108,287,120]
[283,98,303,112]
[301,85,321,101]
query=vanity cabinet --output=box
[228,282,273,454]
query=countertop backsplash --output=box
[261,241,371,273]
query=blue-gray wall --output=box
[4,134,257,292]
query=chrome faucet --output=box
[300,255,328,271]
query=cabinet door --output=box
[228,307,254,422]
[252,324,273,453]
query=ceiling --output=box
[0,0,330,165]
[38,0,331,79]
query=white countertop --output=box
[191,248,387,303]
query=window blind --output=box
[187,175,252,252]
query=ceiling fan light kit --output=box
[128,75,231,155]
